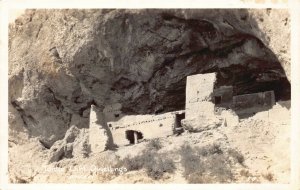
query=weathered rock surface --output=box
[181,116,222,133]
[9,9,290,146]
[246,9,290,82]
[48,125,89,163]
[220,110,239,127]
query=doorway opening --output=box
[214,96,222,105]
[125,130,144,144]
[175,113,185,134]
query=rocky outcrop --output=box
[48,125,90,163]
[246,9,290,82]
[9,9,290,146]
[181,115,222,133]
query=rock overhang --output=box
[8,9,290,146]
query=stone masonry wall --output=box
[89,105,110,153]
[232,90,275,115]
[185,73,216,119]
[107,111,183,146]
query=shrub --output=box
[179,144,204,177]
[120,155,144,171]
[146,139,162,151]
[263,172,274,181]
[116,149,176,180]
[240,169,251,177]
[196,143,223,156]
[203,154,233,182]
[187,172,215,184]
[145,157,176,179]
[179,143,235,183]
[208,143,223,154]
[228,148,245,165]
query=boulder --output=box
[221,110,239,127]
[48,125,89,163]
[181,116,222,132]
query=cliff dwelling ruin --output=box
[7,9,293,184]
[88,72,277,152]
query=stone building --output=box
[213,86,233,107]
[185,73,216,120]
[88,104,185,151]
[184,72,275,116]
[88,72,276,152]
[107,110,185,146]
[183,72,275,131]
[232,91,275,116]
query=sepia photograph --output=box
[7,8,292,184]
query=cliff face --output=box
[8,9,290,147]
